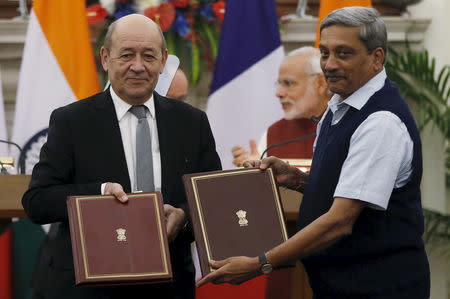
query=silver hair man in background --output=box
[231,47,329,166]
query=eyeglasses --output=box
[275,73,321,89]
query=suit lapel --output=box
[154,92,177,194]
[93,91,131,192]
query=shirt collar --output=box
[328,68,387,113]
[110,87,155,121]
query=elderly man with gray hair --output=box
[198,7,430,299]
[231,46,329,166]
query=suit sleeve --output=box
[22,107,101,224]
[197,111,222,173]
[176,111,222,242]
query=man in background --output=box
[231,47,329,166]
[167,68,189,101]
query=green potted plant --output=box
[385,45,450,255]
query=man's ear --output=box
[160,49,168,74]
[372,47,385,72]
[100,46,109,72]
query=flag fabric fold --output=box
[206,0,284,169]
[12,0,99,173]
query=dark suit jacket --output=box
[22,90,222,299]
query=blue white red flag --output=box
[206,0,284,169]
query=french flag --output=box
[206,0,284,169]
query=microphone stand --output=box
[0,140,25,174]
[259,133,316,160]
[259,116,320,160]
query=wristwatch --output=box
[258,253,273,274]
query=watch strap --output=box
[258,253,268,266]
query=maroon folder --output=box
[183,168,289,276]
[67,192,172,286]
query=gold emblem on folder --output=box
[236,210,248,227]
[116,228,127,242]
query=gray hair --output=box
[103,17,167,54]
[320,7,387,56]
[286,46,322,74]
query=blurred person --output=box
[231,47,329,166]
[167,68,189,101]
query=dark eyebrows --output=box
[334,45,354,52]
[118,47,158,53]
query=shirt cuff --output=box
[101,183,107,195]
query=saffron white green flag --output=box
[11,0,99,174]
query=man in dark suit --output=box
[22,14,221,299]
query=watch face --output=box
[261,263,273,274]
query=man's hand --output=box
[243,156,307,190]
[231,139,260,167]
[196,256,261,287]
[164,204,186,242]
[104,183,128,203]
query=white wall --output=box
[409,0,450,68]
[409,1,450,298]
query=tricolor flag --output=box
[315,0,372,47]
[10,1,99,298]
[12,0,99,173]
[206,0,284,169]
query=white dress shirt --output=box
[101,87,161,193]
[314,69,414,210]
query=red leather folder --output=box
[67,192,172,286]
[183,168,289,276]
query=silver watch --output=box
[258,253,273,274]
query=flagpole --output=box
[16,0,29,20]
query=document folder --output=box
[67,192,172,286]
[183,168,289,276]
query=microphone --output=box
[0,140,25,174]
[0,160,8,174]
[259,116,319,160]
[310,115,320,124]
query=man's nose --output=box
[276,84,286,98]
[129,55,145,72]
[322,55,338,72]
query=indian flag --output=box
[12,0,99,173]
[9,1,99,298]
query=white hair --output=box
[286,46,322,74]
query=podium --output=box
[0,175,30,218]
